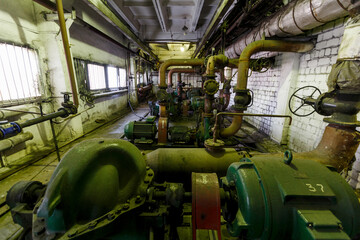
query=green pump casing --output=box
[124,116,157,142]
[221,155,360,240]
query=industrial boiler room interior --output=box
[0,0,360,239]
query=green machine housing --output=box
[124,116,157,144]
[221,152,360,240]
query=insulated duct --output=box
[225,0,356,58]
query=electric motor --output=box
[221,153,360,240]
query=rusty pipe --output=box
[56,0,79,107]
[236,40,314,91]
[167,68,197,86]
[159,59,204,89]
[214,112,292,142]
[250,124,360,172]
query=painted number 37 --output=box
[305,183,324,192]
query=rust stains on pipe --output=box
[220,40,313,138]
[56,0,79,107]
[250,124,360,172]
[167,68,197,86]
[236,40,314,91]
[295,124,360,172]
[158,59,204,89]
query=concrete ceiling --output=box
[103,0,223,61]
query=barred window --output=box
[107,66,119,88]
[87,63,106,90]
[74,59,127,91]
[0,43,41,106]
[119,68,126,87]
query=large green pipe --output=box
[220,40,314,137]
[145,148,240,184]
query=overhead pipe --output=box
[220,40,314,137]
[56,0,79,107]
[158,59,205,89]
[225,0,356,58]
[157,59,205,144]
[167,68,197,87]
[193,0,235,58]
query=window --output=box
[0,43,41,106]
[119,68,126,87]
[87,63,106,90]
[74,59,127,92]
[107,66,119,88]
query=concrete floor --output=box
[0,105,286,239]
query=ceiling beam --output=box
[123,1,153,7]
[152,0,170,32]
[192,0,234,58]
[168,1,195,6]
[106,0,140,32]
[86,0,158,60]
[190,0,204,32]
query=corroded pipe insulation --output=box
[220,40,314,138]
[250,124,360,172]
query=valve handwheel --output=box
[288,86,321,117]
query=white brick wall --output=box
[229,17,349,153]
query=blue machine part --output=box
[0,122,22,139]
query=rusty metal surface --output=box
[157,117,168,144]
[192,172,221,240]
[296,124,360,171]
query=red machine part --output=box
[192,172,221,240]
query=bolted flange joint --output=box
[234,89,251,111]
[203,79,219,95]
[156,89,168,103]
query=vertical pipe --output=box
[220,40,314,137]
[56,0,79,107]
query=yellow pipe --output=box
[205,54,228,76]
[158,59,204,88]
[236,40,314,91]
[220,40,314,137]
[56,0,79,107]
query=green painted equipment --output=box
[124,116,157,143]
[221,152,360,240]
[169,126,192,143]
[190,96,204,111]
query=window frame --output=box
[0,41,42,107]
[76,58,127,92]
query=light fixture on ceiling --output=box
[180,45,185,52]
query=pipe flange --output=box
[205,139,225,151]
[204,79,219,95]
